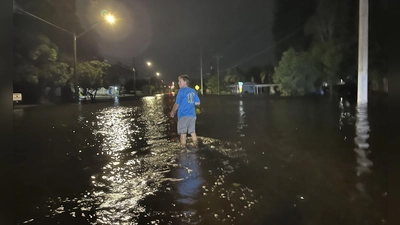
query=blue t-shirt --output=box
[176,87,200,119]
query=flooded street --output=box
[13,95,387,225]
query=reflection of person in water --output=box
[170,75,200,146]
[174,152,204,205]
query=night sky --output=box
[77,0,276,83]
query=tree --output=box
[244,66,262,83]
[14,33,73,101]
[224,67,244,84]
[13,0,102,102]
[260,64,274,84]
[76,60,111,101]
[272,0,387,96]
[303,0,352,94]
[316,41,342,93]
[273,48,319,96]
[205,75,219,94]
[272,0,316,60]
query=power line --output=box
[211,2,314,60]
[114,63,150,79]
[220,25,303,72]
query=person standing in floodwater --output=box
[170,74,200,146]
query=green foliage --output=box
[29,44,58,62]
[205,75,219,94]
[42,62,73,87]
[14,34,73,88]
[316,41,343,83]
[273,40,345,96]
[273,48,319,96]
[76,60,111,91]
[273,0,355,96]
[15,64,41,84]
[15,61,72,87]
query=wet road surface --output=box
[13,95,387,225]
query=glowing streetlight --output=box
[147,62,152,66]
[105,15,115,24]
[156,72,160,76]
[15,6,116,102]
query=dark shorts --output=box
[178,116,196,134]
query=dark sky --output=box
[77,0,275,83]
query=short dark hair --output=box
[178,74,190,85]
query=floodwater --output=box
[13,95,387,225]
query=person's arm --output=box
[170,90,182,118]
[170,103,179,118]
[194,92,200,106]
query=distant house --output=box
[85,86,119,96]
[227,82,256,94]
[241,82,256,93]
[227,82,280,95]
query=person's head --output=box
[178,74,190,88]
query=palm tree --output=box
[224,67,244,84]
[260,65,274,84]
[260,71,266,84]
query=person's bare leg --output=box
[180,133,187,146]
[190,132,198,145]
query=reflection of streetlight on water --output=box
[237,100,246,137]
[14,5,116,102]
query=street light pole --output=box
[200,47,203,95]
[132,67,136,94]
[16,6,115,102]
[147,61,152,86]
[214,55,222,95]
[73,32,78,101]
[133,57,136,94]
[357,0,369,105]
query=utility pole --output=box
[73,32,78,101]
[200,47,203,95]
[15,7,114,103]
[214,55,222,95]
[357,0,368,104]
[132,57,136,94]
